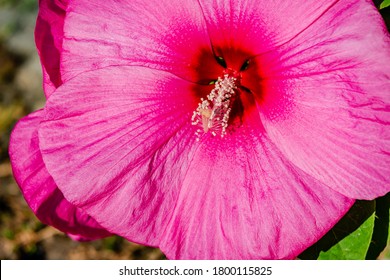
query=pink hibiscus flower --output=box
[10,0,390,259]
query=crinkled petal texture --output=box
[160,122,354,259]
[60,0,218,83]
[39,66,354,259]
[254,0,390,199]
[35,0,69,96]
[9,110,111,240]
[40,66,199,247]
[40,67,200,246]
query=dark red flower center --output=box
[191,47,261,138]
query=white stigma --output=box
[191,74,237,140]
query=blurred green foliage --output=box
[0,0,37,12]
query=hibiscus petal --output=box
[39,66,199,246]
[60,0,219,83]
[35,0,69,96]
[9,110,112,240]
[160,118,354,259]
[257,0,390,199]
[196,0,340,66]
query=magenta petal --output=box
[197,0,339,63]
[9,110,111,240]
[35,0,69,96]
[39,66,198,246]
[258,1,390,199]
[61,0,212,83]
[160,131,354,259]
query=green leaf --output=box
[380,0,390,9]
[318,213,375,260]
[366,192,390,259]
[299,200,375,260]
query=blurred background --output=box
[0,0,165,260]
[0,0,389,260]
